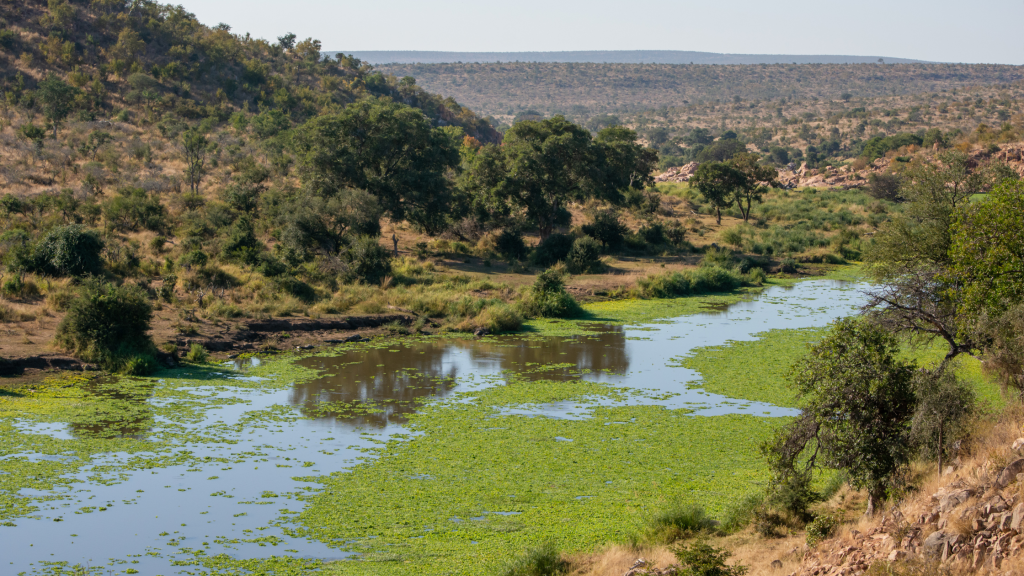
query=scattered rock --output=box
[771,559,783,569]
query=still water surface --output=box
[3,280,866,574]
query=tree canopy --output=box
[293,98,460,234]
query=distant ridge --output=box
[328,50,930,65]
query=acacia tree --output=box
[292,98,460,235]
[765,318,917,516]
[464,117,656,239]
[689,162,745,224]
[729,152,779,222]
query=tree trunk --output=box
[865,487,884,517]
[937,422,943,478]
[715,206,722,225]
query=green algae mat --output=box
[6,276,978,576]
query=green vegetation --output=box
[53,280,157,374]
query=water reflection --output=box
[293,341,459,427]
[68,377,154,440]
[292,326,630,426]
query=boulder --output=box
[923,531,950,558]
[996,458,1024,487]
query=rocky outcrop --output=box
[654,162,700,183]
[794,439,1024,576]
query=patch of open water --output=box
[2,280,867,574]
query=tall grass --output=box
[499,542,567,576]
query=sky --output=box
[175,0,1024,65]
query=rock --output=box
[771,560,783,569]
[1012,438,1024,451]
[996,458,1024,487]
[923,531,950,558]
[887,550,907,562]
[473,328,489,337]
[1011,503,1024,532]
[942,465,955,476]
[938,489,973,512]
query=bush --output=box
[566,235,602,274]
[866,173,902,202]
[645,503,719,544]
[636,266,744,298]
[638,222,668,246]
[806,513,840,546]
[475,303,523,333]
[500,542,567,576]
[531,233,574,267]
[184,343,209,363]
[671,541,747,576]
[179,249,209,269]
[495,229,528,262]
[528,269,582,318]
[54,280,157,374]
[581,210,628,250]
[780,257,799,273]
[103,187,167,232]
[34,224,104,277]
[699,246,735,269]
[344,236,392,285]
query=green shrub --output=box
[179,248,208,268]
[806,512,840,546]
[581,209,628,250]
[184,343,209,363]
[476,303,523,333]
[344,236,392,285]
[528,269,582,318]
[495,229,528,262]
[531,233,574,267]
[637,266,744,298]
[671,541,747,576]
[54,280,157,374]
[645,503,720,544]
[566,235,602,274]
[34,224,104,277]
[720,493,764,533]
[699,246,735,269]
[103,187,167,232]
[638,221,668,246]
[780,257,799,273]
[500,542,567,576]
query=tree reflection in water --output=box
[292,325,629,427]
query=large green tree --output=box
[765,318,917,516]
[863,151,1014,362]
[292,98,460,235]
[689,162,745,225]
[464,116,655,239]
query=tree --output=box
[864,151,1011,363]
[947,179,1024,326]
[765,318,917,516]
[182,128,208,194]
[37,75,79,138]
[910,369,975,476]
[729,153,778,222]
[689,162,745,224]
[464,117,655,239]
[292,98,459,235]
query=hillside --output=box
[0,0,498,142]
[331,50,929,65]
[373,62,1024,119]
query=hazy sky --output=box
[176,0,1023,64]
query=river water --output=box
[2,279,867,575]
